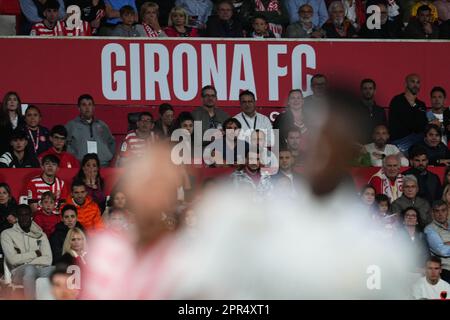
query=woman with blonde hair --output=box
[136,2,167,37]
[164,6,200,37]
[59,227,88,266]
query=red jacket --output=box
[33,209,61,238]
[39,147,80,169]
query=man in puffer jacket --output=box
[1,204,53,300]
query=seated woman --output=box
[103,187,128,219]
[22,105,51,156]
[58,227,88,266]
[0,92,26,155]
[164,6,200,37]
[0,183,17,238]
[415,124,450,166]
[74,153,107,212]
[136,1,167,37]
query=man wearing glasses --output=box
[285,4,326,38]
[39,125,79,169]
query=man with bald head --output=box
[368,154,404,202]
[388,74,427,155]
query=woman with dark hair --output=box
[22,105,51,156]
[74,153,106,212]
[154,103,174,139]
[395,207,430,272]
[0,92,26,155]
[416,124,450,166]
[0,182,17,235]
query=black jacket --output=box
[0,198,17,235]
[388,94,427,141]
[49,221,85,264]
[206,16,244,38]
[360,102,387,144]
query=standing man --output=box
[233,90,272,143]
[388,74,427,155]
[66,94,115,167]
[192,86,230,136]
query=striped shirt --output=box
[26,175,69,206]
[119,131,157,159]
[30,20,92,36]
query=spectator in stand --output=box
[136,2,167,37]
[427,87,447,143]
[39,125,79,169]
[136,0,175,28]
[30,0,66,36]
[102,187,129,219]
[359,2,402,38]
[359,79,387,143]
[359,184,376,207]
[164,6,200,37]
[65,180,103,230]
[284,4,326,38]
[273,89,307,144]
[50,264,80,300]
[0,129,40,168]
[303,74,328,122]
[154,104,174,139]
[285,127,306,166]
[57,227,88,266]
[0,183,17,236]
[391,175,431,227]
[171,111,195,136]
[19,0,66,35]
[404,4,440,38]
[0,204,53,300]
[424,200,450,283]
[395,207,430,273]
[192,86,230,136]
[111,5,141,36]
[175,0,213,30]
[231,151,274,200]
[372,193,392,220]
[64,0,106,34]
[341,0,366,31]
[22,105,51,157]
[363,125,409,167]
[434,0,450,22]
[272,148,303,195]
[412,256,450,299]
[414,124,450,166]
[404,144,443,204]
[66,94,115,167]
[33,191,61,238]
[205,0,245,37]
[322,1,358,38]
[239,0,290,38]
[248,15,277,38]
[74,153,106,212]
[0,92,25,156]
[117,112,157,167]
[368,154,404,203]
[60,2,93,36]
[26,154,69,212]
[388,74,427,155]
[233,90,273,143]
[50,204,85,263]
[101,0,137,35]
[284,0,328,27]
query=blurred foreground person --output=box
[80,143,183,299]
[155,89,415,299]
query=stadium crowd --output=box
[0,71,450,299]
[14,0,450,38]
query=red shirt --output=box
[33,209,61,238]
[26,175,69,207]
[39,148,80,169]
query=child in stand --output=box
[250,15,276,38]
[372,194,398,237]
[33,191,61,238]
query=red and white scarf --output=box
[371,170,404,202]
[254,0,283,37]
[142,23,159,37]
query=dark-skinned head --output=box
[17,204,33,232]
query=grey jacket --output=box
[1,222,52,271]
[391,195,431,227]
[66,116,115,167]
[191,106,230,136]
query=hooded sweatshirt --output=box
[66,196,103,231]
[0,222,52,271]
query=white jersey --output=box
[412,277,450,300]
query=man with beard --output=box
[364,125,408,167]
[359,3,402,38]
[285,0,329,27]
[285,4,325,38]
[388,74,428,155]
[403,145,442,204]
[322,1,358,38]
[359,79,387,143]
[404,4,440,39]
[427,87,446,143]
